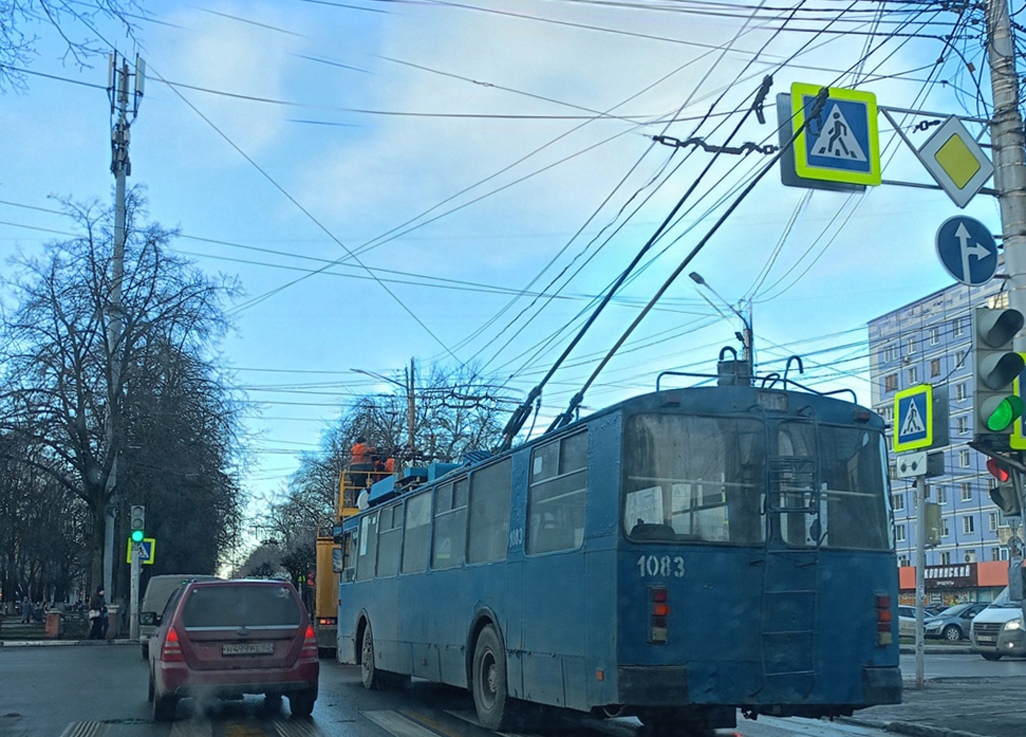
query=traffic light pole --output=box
[130,542,140,640]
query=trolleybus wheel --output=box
[472,624,518,731]
[361,621,383,689]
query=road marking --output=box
[59,723,107,737]
[365,711,445,737]
[223,718,268,737]
[169,719,214,737]
[273,716,324,736]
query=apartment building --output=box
[868,281,1014,604]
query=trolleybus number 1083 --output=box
[637,554,686,578]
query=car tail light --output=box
[875,594,892,646]
[300,624,318,659]
[650,587,668,644]
[162,626,185,662]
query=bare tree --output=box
[0,191,242,594]
[0,1,139,91]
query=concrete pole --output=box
[102,55,131,598]
[985,0,1026,621]
[986,0,1026,324]
[129,543,140,640]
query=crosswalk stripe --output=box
[169,719,214,737]
[58,723,107,737]
[365,711,446,737]
[272,716,323,737]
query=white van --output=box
[139,574,220,658]
[969,586,1025,660]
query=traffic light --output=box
[130,505,145,544]
[973,307,1026,435]
[986,458,1022,516]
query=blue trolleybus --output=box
[335,380,901,733]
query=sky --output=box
[0,0,1016,517]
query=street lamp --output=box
[688,272,754,382]
[351,360,416,465]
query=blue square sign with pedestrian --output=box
[791,82,881,186]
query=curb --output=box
[0,639,137,647]
[844,716,992,737]
[898,647,974,655]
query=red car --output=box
[148,579,319,720]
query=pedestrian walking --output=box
[88,586,107,640]
[20,594,31,624]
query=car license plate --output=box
[977,637,996,644]
[222,642,274,656]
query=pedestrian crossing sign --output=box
[894,384,933,452]
[791,82,881,186]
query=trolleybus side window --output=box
[467,459,512,564]
[528,430,588,554]
[433,478,468,569]
[623,414,765,544]
[402,491,432,573]
[356,512,378,581]
[377,503,404,577]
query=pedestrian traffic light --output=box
[973,307,1026,435]
[986,458,1022,516]
[130,505,145,544]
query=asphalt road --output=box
[0,644,922,737]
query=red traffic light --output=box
[986,458,1011,482]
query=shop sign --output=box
[925,563,977,589]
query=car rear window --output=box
[181,584,301,628]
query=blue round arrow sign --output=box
[936,216,997,286]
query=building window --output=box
[898,555,910,567]
[907,337,916,354]
[930,327,939,345]
[885,373,898,392]
[942,518,950,537]
[991,547,1002,562]
[908,366,918,384]
[962,516,975,534]
[956,383,967,401]
[883,343,898,362]
[953,317,964,336]
[961,482,972,501]
[989,512,998,531]
[959,450,970,468]
[957,416,968,435]
[1001,547,1010,561]
[896,524,906,542]
[936,486,947,504]
[892,492,905,511]
[931,358,941,377]
[941,551,951,565]
[965,550,977,563]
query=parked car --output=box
[139,574,221,659]
[924,602,987,641]
[970,586,1025,660]
[897,605,919,637]
[148,579,319,720]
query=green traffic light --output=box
[986,395,1025,432]
[131,529,145,543]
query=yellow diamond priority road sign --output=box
[916,116,993,209]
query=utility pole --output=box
[914,478,927,689]
[102,52,144,598]
[984,0,1026,620]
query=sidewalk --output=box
[847,673,1026,737]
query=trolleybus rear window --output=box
[623,414,765,545]
[622,415,891,550]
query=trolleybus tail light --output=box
[875,594,893,646]
[650,587,669,643]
